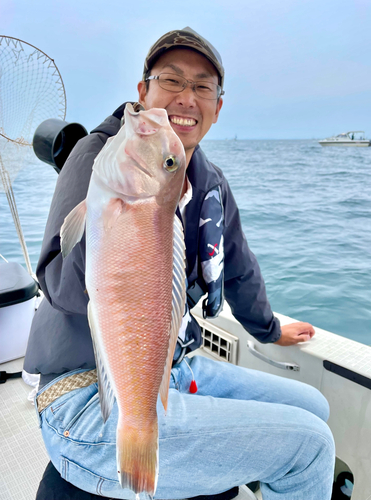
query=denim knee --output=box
[305,384,330,422]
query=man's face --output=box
[138,48,223,159]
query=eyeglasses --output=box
[145,73,225,100]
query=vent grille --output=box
[196,318,238,364]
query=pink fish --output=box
[60,104,187,496]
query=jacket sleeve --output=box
[36,133,107,315]
[222,179,281,343]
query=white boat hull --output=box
[192,302,371,500]
[319,140,370,147]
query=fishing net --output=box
[0,35,66,187]
[0,36,66,272]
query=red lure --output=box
[189,380,198,394]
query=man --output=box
[26,27,335,499]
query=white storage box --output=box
[0,262,39,363]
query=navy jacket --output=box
[24,107,281,387]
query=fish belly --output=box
[87,197,176,495]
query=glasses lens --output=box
[194,82,220,100]
[158,74,185,92]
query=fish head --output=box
[93,104,186,207]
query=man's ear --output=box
[137,81,147,107]
[213,97,223,124]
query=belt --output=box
[37,369,98,413]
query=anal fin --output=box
[87,302,115,422]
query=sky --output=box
[1,0,371,139]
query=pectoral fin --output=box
[60,200,87,258]
[102,198,126,232]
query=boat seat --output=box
[35,461,257,500]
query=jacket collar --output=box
[91,101,140,136]
[90,115,121,137]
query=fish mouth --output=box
[168,115,198,127]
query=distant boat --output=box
[319,131,370,147]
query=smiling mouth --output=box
[169,115,197,127]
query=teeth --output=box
[170,116,196,126]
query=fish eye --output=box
[163,155,179,172]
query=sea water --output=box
[0,140,370,345]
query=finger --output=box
[298,322,315,332]
[305,324,315,335]
[296,325,315,337]
[298,329,314,337]
[297,333,311,342]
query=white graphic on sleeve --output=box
[199,218,212,227]
[205,190,220,202]
[201,236,224,283]
[177,308,192,342]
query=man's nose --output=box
[175,83,197,106]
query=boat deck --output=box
[0,358,49,500]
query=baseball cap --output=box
[143,27,225,90]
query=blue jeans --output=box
[36,355,335,499]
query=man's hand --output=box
[274,322,315,346]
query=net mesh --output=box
[0,35,66,144]
[0,36,66,188]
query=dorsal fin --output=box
[159,215,186,411]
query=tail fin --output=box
[117,422,158,497]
